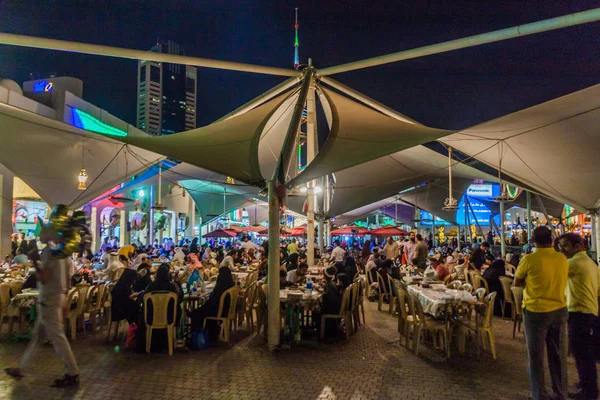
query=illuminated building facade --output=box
[136,40,197,135]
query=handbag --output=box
[192,328,209,349]
[126,323,138,349]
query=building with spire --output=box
[136,39,197,135]
[294,8,300,69]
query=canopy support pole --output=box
[319,77,419,125]
[267,179,281,350]
[456,225,461,251]
[306,65,317,266]
[319,8,600,75]
[214,77,299,122]
[499,200,506,257]
[589,210,600,264]
[0,33,299,77]
[526,191,532,244]
[432,214,436,248]
[149,185,155,247]
[535,194,552,233]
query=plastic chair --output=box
[409,291,449,358]
[354,276,366,326]
[365,268,374,298]
[8,281,23,297]
[0,283,21,335]
[393,280,415,350]
[84,284,104,333]
[320,283,353,341]
[498,276,514,319]
[476,275,490,294]
[376,272,396,314]
[446,280,462,290]
[473,287,487,302]
[469,270,481,290]
[65,287,85,340]
[443,274,453,285]
[459,292,498,359]
[460,283,473,293]
[143,291,178,355]
[102,283,115,336]
[505,263,517,275]
[203,286,241,344]
[510,286,524,338]
[351,281,362,332]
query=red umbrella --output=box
[330,225,370,236]
[257,227,293,236]
[288,226,307,236]
[368,226,409,236]
[202,228,238,238]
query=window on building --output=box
[139,65,146,82]
[186,77,195,94]
[150,65,160,83]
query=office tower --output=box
[136,40,197,135]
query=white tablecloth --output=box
[407,285,476,316]
[232,272,249,286]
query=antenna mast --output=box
[294,8,300,69]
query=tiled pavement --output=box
[0,301,593,400]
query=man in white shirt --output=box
[220,250,237,271]
[5,246,80,386]
[383,237,399,262]
[331,241,346,263]
[240,236,259,251]
[403,232,417,262]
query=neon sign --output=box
[32,80,53,92]
[72,108,127,137]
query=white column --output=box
[149,185,155,246]
[456,225,461,251]
[306,72,317,266]
[119,209,126,247]
[0,168,14,257]
[90,206,99,253]
[267,180,281,350]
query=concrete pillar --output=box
[526,191,532,244]
[149,185,155,247]
[306,74,317,266]
[119,209,127,247]
[0,167,14,257]
[499,200,506,257]
[90,206,99,253]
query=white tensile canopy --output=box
[0,101,165,208]
[288,86,453,187]
[440,83,600,211]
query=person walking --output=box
[558,233,599,399]
[515,226,568,400]
[5,246,80,387]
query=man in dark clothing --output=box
[470,242,490,270]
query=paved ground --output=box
[0,301,592,400]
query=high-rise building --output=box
[136,40,197,135]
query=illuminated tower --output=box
[294,8,300,69]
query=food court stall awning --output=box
[369,226,410,236]
[202,228,239,238]
[330,226,370,236]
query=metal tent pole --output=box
[499,200,506,257]
[319,8,600,75]
[267,180,281,350]
[526,191,532,244]
[306,63,317,266]
[593,212,600,264]
[319,77,419,125]
[0,33,299,77]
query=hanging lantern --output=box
[77,168,88,190]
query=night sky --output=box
[1,1,599,130]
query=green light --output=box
[298,143,302,170]
[72,108,128,137]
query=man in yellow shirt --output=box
[287,239,299,256]
[515,226,568,400]
[558,233,598,400]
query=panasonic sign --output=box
[466,184,493,198]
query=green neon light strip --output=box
[298,143,302,171]
[72,108,128,137]
[505,184,518,198]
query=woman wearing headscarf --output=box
[145,264,183,323]
[131,253,149,269]
[111,269,141,324]
[482,259,508,316]
[360,240,371,266]
[190,267,236,340]
[172,247,186,264]
[202,246,212,262]
[344,256,358,279]
[189,237,199,255]
[133,263,152,292]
